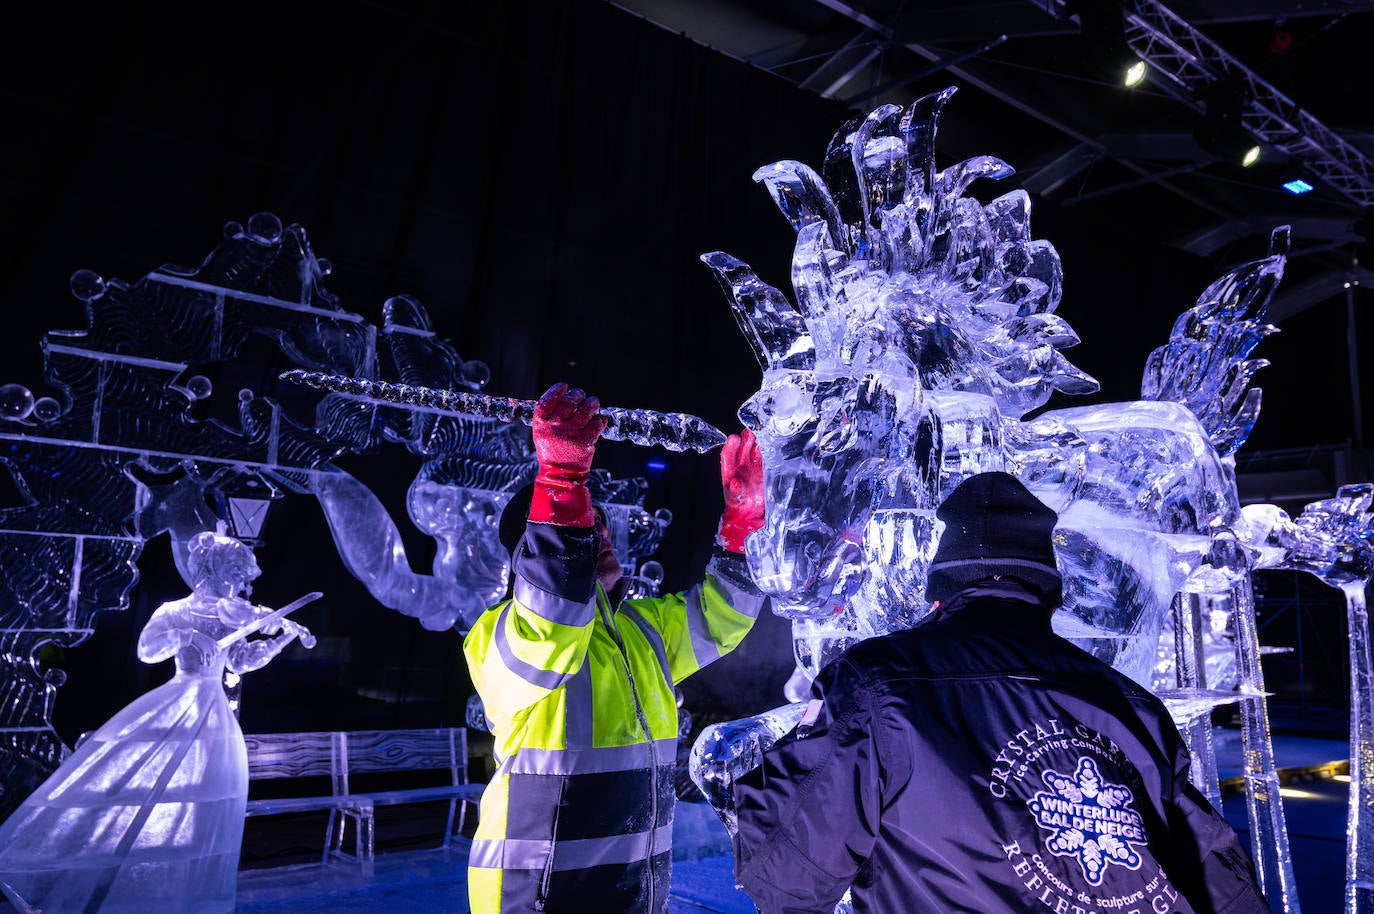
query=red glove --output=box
[529,382,607,528]
[715,427,765,553]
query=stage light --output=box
[1283,178,1314,194]
[1076,1,1141,90]
[1193,77,1262,167]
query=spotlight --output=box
[1282,178,1314,194]
[1192,77,1262,167]
[1074,1,1140,89]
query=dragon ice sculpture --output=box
[692,86,1304,910]
[702,86,1279,685]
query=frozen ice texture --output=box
[0,213,373,821]
[689,701,807,837]
[0,531,313,913]
[694,87,1302,911]
[312,292,538,631]
[703,88,1281,685]
[1240,486,1374,913]
[279,368,730,454]
[0,214,537,817]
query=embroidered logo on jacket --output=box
[1027,757,1145,885]
[988,719,1183,913]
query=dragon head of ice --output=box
[705,87,1096,635]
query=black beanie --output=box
[924,471,1062,606]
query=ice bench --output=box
[243,727,485,867]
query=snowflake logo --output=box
[1026,757,1147,886]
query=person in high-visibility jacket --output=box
[464,381,766,914]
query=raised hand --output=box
[529,382,607,528]
[716,427,765,553]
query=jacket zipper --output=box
[600,593,660,913]
[534,776,566,912]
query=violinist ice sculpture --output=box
[691,86,1301,910]
[0,213,530,818]
[0,531,315,914]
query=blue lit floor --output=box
[226,729,1351,914]
[234,799,754,914]
[1215,729,1351,914]
[1220,775,1348,914]
[0,728,1352,913]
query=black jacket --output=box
[732,583,1272,914]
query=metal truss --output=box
[1118,0,1374,207]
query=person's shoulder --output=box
[841,628,905,661]
[463,599,513,642]
[846,612,954,659]
[1050,636,1167,715]
[824,628,922,688]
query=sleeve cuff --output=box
[514,522,599,609]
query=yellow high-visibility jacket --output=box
[464,521,764,914]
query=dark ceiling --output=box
[0,0,1369,506]
[607,0,1374,323]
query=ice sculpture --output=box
[690,87,1303,911]
[0,530,315,914]
[0,212,530,819]
[0,208,684,841]
[281,369,732,453]
[1241,487,1374,914]
[311,294,538,631]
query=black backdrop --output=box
[0,0,1355,748]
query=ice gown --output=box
[0,596,263,914]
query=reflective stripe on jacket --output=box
[465,522,763,914]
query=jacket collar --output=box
[596,578,629,615]
[934,580,1054,622]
